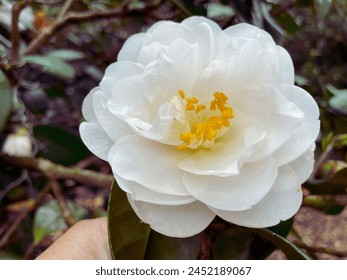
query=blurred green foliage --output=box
[0,0,346,259]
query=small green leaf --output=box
[33,200,87,243]
[22,55,75,79]
[314,0,332,18]
[329,95,347,115]
[251,228,312,260]
[47,49,84,61]
[108,181,151,259]
[145,231,200,260]
[0,70,11,132]
[326,84,347,96]
[207,3,234,19]
[295,75,309,86]
[33,125,89,165]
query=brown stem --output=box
[57,0,75,20]
[0,181,51,249]
[50,179,76,227]
[11,2,23,61]
[25,1,158,55]
[1,154,113,189]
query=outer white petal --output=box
[277,46,295,84]
[238,86,304,162]
[79,122,114,161]
[128,194,215,238]
[81,88,97,122]
[280,84,320,120]
[213,165,302,228]
[115,174,196,206]
[93,89,132,143]
[289,144,315,183]
[99,61,144,95]
[117,33,147,62]
[183,157,277,211]
[272,119,320,166]
[108,135,191,196]
[223,23,275,49]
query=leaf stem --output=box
[1,154,113,189]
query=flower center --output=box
[176,89,234,150]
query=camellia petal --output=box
[128,194,216,238]
[80,16,320,238]
[183,157,277,211]
[212,165,302,228]
[108,135,191,196]
[115,175,196,206]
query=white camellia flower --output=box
[80,17,320,238]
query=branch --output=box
[0,181,51,249]
[57,0,75,20]
[25,1,158,55]
[50,179,76,227]
[11,2,24,61]
[1,154,113,189]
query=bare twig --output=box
[0,181,51,249]
[57,0,75,20]
[1,154,113,189]
[11,2,24,61]
[50,179,76,227]
[25,1,159,55]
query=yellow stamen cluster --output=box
[177,90,234,150]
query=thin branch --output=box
[11,2,24,61]
[50,179,76,227]
[57,0,75,20]
[0,181,51,249]
[1,154,113,189]
[25,1,159,55]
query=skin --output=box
[35,217,111,260]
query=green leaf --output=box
[0,70,11,132]
[274,11,300,34]
[108,181,151,259]
[33,200,87,243]
[314,0,332,18]
[207,3,234,19]
[212,227,253,259]
[22,55,75,79]
[145,231,200,260]
[33,125,89,165]
[329,95,347,115]
[326,84,347,96]
[251,228,312,260]
[47,49,84,61]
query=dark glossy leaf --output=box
[0,70,11,132]
[251,228,312,260]
[145,231,200,260]
[33,125,89,165]
[274,11,300,34]
[0,250,21,260]
[305,168,347,195]
[108,181,151,259]
[212,227,253,259]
